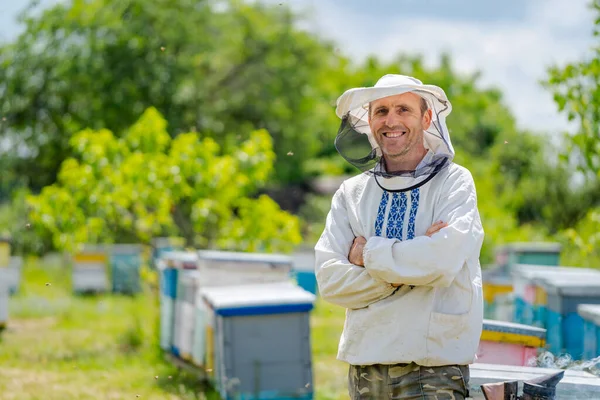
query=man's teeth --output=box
[385,131,406,138]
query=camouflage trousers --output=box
[348,362,470,399]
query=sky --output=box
[0,0,597,137]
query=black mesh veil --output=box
[334,112,379,172]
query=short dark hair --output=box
[368,97,429,118]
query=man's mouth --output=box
[383,130,407,138]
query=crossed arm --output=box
[314,173,483,310]
[348,221,447,287]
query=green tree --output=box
[542,0,600,266]
[544,0,600,178]
[26,107,302,253]
[560,208,600,268]
[0,0,343,190]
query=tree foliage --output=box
[0,0,343,189]
[544,0,600,179]
[26,107,302,253]
[2,0,600,265]
[541,0,600,267]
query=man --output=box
[315,74,484,399]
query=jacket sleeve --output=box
[363,169,484,288]
[315,183,397,309]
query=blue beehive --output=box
[511,265,597,326]
[536,272,600,359]
[518,267,600,329]
[110,244,143,295]
[511,265,556,325]
[158,259,178,352]
[577,304,600,360]
[168,251,198,357]
[158,250,198,353]
[200,282,315,400]
[292,250,318,295]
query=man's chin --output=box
[383,150,410,159]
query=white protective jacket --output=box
[314,162,485,367]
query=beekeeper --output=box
[315,74,485,399]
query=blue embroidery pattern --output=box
[386,192,407,240]
[374,191,389,236]
[407,188,420,240]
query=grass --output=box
[0,257,349,400]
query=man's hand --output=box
[348,236,366,266]
[391,221,448,287]
[426,220,447,237]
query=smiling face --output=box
[368,92,432,171]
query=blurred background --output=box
[1,0,600,399]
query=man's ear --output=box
[422,109,432,130]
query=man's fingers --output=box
[425,222,447,237]
[428,222,447,230]
[354,236,367,245]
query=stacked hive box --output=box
[110,244,143,295]
[477,319,546,366]
[534,271,600,359]
[495,242,562,268]
[72,245,109,294]
[512,265,598,327]
[0,268,8,330]
[173,268,201,359]
[577,304,600,360]
[292,249,318,295]
[158,249,317,398]
[158,251,198,354]
[483,242,562,320]
[195,250,294,285]
[6,256,23,295]
[189,250,296,366]
[0,237,10,268]
[199,282,315,400]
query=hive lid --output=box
[197,250,292,266]
[110,244,143,254]
[482,319,546,339]
[536,272,600,296]
[160,251,198,268]
[495,242,562,253]
[577,304,600,325]
[511,264,597,280]
[201,281,315,316]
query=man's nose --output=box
[385,111,401,127]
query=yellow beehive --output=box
[0,238,11,268]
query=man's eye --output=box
[376,109,387,115]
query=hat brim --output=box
[335,84,452,120]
